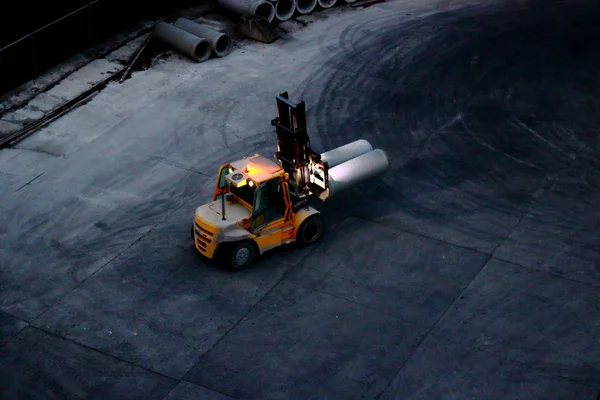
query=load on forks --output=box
[192,92,390,269]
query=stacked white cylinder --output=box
[320,139,373,167]
[317,139,389,201]
[326,149,389,199]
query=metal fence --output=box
[0,1,103,95]
[0,0,196,96]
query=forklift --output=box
[192,92,389,269]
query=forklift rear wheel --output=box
[297,214,324,246]
[226,241,257,270]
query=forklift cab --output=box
[251,177,288,231]
[213,163,290,233]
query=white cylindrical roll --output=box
[326,149,389,199]
[320,139,373,168]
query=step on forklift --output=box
[192,92,390,269]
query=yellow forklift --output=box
[192,92,389,269]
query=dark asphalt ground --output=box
[1,0,600,399]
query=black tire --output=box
[296,214,324,246]
[224,241,257,270]
[191,226,195,240]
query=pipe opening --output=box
[255,2,275,22]
[318,0,336,8]
[215,35,233,56]
[275,0,295,21]
[297,0,317,14]
[193,40,212,62]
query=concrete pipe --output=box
[318,0,337,8]
[153,22,211,62]
[174,18,233,57]
[217,0,275,23]
[274,0,296,21]
[319,149,390,200]
[320,139,373,168]
[296,0,317,14]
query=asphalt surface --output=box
[1,0,600,399]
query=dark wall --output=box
[0,0,197,96]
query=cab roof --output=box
[230,154,283,183]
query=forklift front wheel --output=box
[297,214,324,246]
[225,241,257,270]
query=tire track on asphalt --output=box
[300,1,600,397]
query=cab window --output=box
[230,183,255,206]
[218,166,229,188]
[214,164,231,201]
[254,184,267,211]
[251,183,268,231]
[251,178,286,231]
[266,178,286,220]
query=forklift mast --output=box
[271,92,329,202]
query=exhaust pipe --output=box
[217,0,276,23]
[320,139,373,168]
[297,0,317,14]
[173,18,233,57]
[152,22,212,62]
[318,0,337,8]
[318,149,390,201]
[274,0,296,21]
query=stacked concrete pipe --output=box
[271,0,296,21]
[174,18,233,57]
[296,0,317,14]
[217,0,275,23]
[318,0,337,9]
[152,22,212,62]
